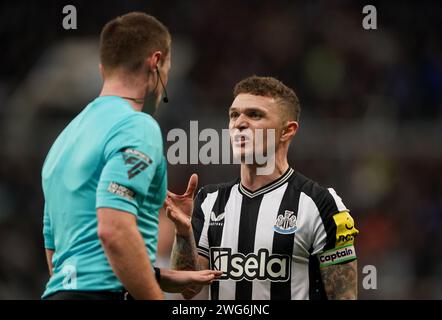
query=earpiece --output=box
[156,67,169,103]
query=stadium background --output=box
[0,0,441,299]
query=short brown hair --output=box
[233,75,301,121]
[100,12,171,74]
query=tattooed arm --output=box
[170,234,210,299]
[166,174,209,272]
[320,260,358,300]
[171,233,201,271]
[165,174,212,299]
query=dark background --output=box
[0,0,441,299]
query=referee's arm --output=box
[45,249,54,276]
[96,114,165,299]
[97,207,163,300]
[43,203,55,277]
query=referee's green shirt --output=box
[41,96,167,298]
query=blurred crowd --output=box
[0,0,441,299]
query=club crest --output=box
[273,210,298,234]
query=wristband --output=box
[154,267,161,283]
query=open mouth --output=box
[233,134,251,145]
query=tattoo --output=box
[171,234,205,299]
[320,260,358,300]
[171,234,199,271]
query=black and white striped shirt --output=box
[192,167,359,300]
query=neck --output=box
[240,151,290,191]
[99,75,147,112]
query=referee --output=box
[166,76,359,300]
[41,12,219,300]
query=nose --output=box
[233,113,249,131]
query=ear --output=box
[145,51,163,73]
[280,121,299,142]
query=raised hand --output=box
[165,173,198,236]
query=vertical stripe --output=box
[207,186,233,248]
[252,184,288,299]
[270,181,300,300]
[213,184,239,300]
[293,192,323,299]
[197,191,219,255]
[299,192,327,255]
[327,188,348,212]
[208,185,233,300]
[234,193,264,300]
[290,258,310,299]
[317,195,339,251]
[308,254,327,300]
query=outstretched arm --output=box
[157,267,221,293]
[166,174,201,271]
[175,256,210,299]
[320,260,358,300]
[166,174,214,299]
[171,232,200,271]
[168,219,211,298]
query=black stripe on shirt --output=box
[208,183,234,300]
[271,178,300,300]
[296,172,340,251]
[235,194,264,300]
[308,249,327,300]
[315,191,339,251]
[192,187,208,249]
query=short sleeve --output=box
[311,188,359,267]
[96,114,163,215]
[43,203,55,250]
[191,187,210,259]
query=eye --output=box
[249,111,262,119]
[229,111,239,119]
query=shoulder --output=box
[111,112,162,145]
[289,171,349,214]
[195,179,239,202]
[291,172,358,250]
[122,112,161,133]
[200,179,238,194]
[103,111,163,161]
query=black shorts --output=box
[43,290,133,300]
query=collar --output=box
[239,167,294,199]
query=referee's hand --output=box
[165,173,198,236]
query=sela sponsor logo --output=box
[210,211,225,227]
[122,148,152,179]
[273,210,297,234]
[319,245,356,267]
[210,247,291,282]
